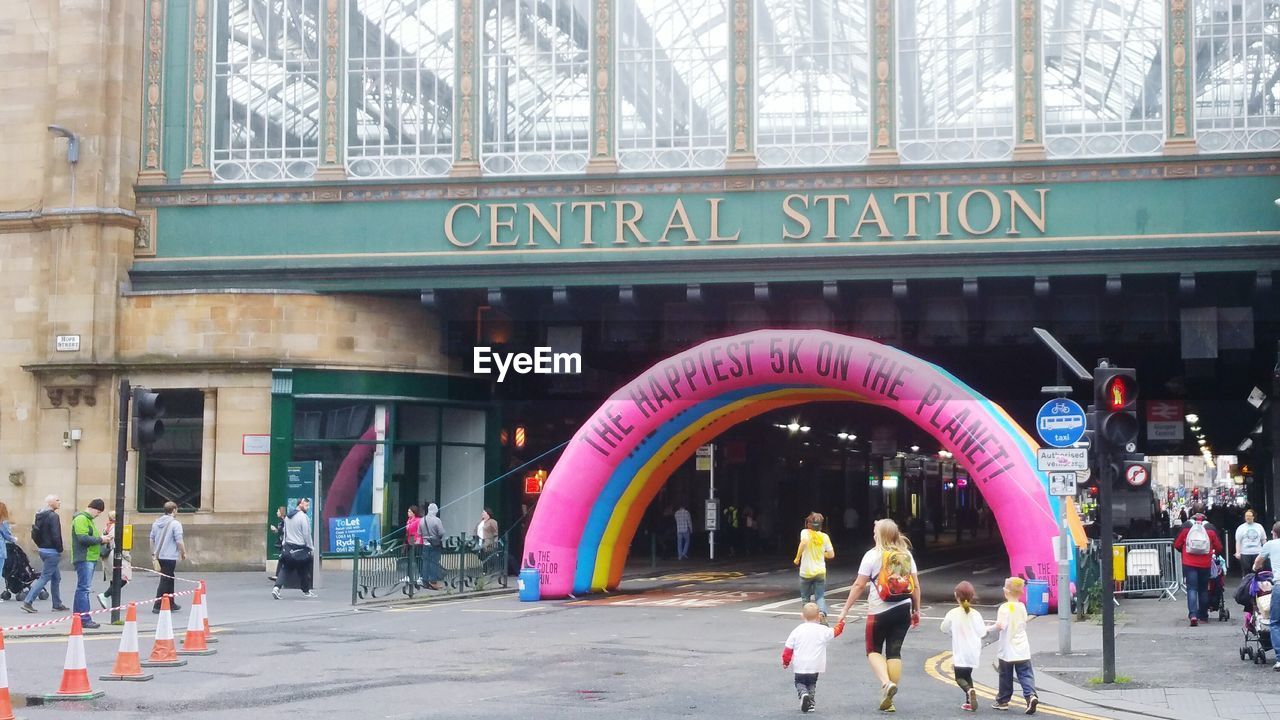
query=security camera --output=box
[62,431,73,449]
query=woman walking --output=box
[0,502,13,598]
[836,519,922,713]
[405,506,424,587]
[794,512,835,620]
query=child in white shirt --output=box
[782,602,844,713]
[941,581,987,712]
[988,577,1038,714]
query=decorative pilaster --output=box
[200,389,217,512]
[179,0,213,183]
[1012,0,1045,161]
[137,0,168,185]
[313,0,347,180]
[868,0,898,164]
[724,0,756,169]
[451,0,482,177]
[586,0,617,173]
[1164,0,1196,154]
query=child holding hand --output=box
[941,581,987,712]
[988,577,1038,714]
[782,602,844,713]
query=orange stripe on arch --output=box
[599,389,862,591]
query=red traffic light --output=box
[1103,375,1132,411]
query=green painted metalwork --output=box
[141,175,1279,261]
[162,0,191,182]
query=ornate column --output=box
[200,389,217,512]
[137,0,169,185]
[451,0,483,177]
[724,0,757,169]
[1164,0,1196,154]
[586,0,618,173]
[868,0,899,164]
[1012,0,1045,160]
[179,0,213,183]
[313,0,347,180]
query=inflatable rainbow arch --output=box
[524,330,1074,605]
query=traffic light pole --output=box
[111,379,130,625]
[1098,435,1116,683]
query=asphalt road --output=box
[4,556,1109,719]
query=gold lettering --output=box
[613,200,647,244]
[445,203,482,248]
[571,201,606,246]
[813,195,850,240]
[935,191,953,237]
[892,192,931,238]
[781,194,811,240]
[958,189,1001,235]
[853,194,892,238]
[526,202,564,246]
[1006,188,1048,235]
[708,198,740,242]
[660,199,699,243]
[488,203,520,247]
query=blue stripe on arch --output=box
[572,384,806,595]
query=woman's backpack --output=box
[1186,521,1212,555]
[875,548,916,602]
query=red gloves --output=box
[781,647,794,668]
[834,620,845,638]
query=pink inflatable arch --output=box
[523,330,1066,604]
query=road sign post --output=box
[697,444,716,561]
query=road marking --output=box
[572,589,772,609]
[925,651,1111,720]
[741,556,978,617]
[460,606,550,614]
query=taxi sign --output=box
[1035,398,1086,448]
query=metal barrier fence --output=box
[1112,538,1182,601]
[351,533,509,605]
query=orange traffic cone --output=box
[100,603,153,682]
[178,587,215,656]
[141,595,187,668]
[199,580,217,643]
[42,615,104,701]
[0,629,18,720]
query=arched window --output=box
[1042,0,1164,157]
[1194,0,1280,151]
[480,0,592,174]
[756,0,870,166]
[897,0,1016,162]
[346,0,455,178]
[616,1,730,170]
[212,0,323,181]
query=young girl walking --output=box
[941,581,987,712]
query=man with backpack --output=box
[1174,511,1223,626]
[21,495,69,614]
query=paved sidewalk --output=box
[1007,583,1280,720]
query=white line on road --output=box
[460,606,550,614]
[740,556,987,617]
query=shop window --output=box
[139,390,204,512]
[294,400,377,441]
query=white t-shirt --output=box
[996,601,1031,662]
[941,607,987,669]
[798,530,833,579]
[1258,538,1280,570]
[784,622,836,674]
[857,547,918,615]
[1237,523,1266,555]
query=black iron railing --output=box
[351,533,508,605]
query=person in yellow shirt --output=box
[794,512,835,622]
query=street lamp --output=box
[787,422,801,432]
[910,444,920,453]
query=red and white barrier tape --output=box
[1,588,198,633]
[125,564,201,585]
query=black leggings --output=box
[954,666,974,692]
[864,603,912,659]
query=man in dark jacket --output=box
[21,495,69,613]
[1174,512,1223,626]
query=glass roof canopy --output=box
[209,0,1280,180]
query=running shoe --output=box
[878,682,898,711]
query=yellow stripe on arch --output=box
[590,387,867,592]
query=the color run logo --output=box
[473,347,583,382]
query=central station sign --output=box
[443,188,1049,248]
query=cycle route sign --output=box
[1035,398,1086,448]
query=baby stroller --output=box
[1,540,47,601]
[1236,570,1273,665]
[1208,554,1231,622]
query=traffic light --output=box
[131,387,166,451]
[1094,367,1138,454]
